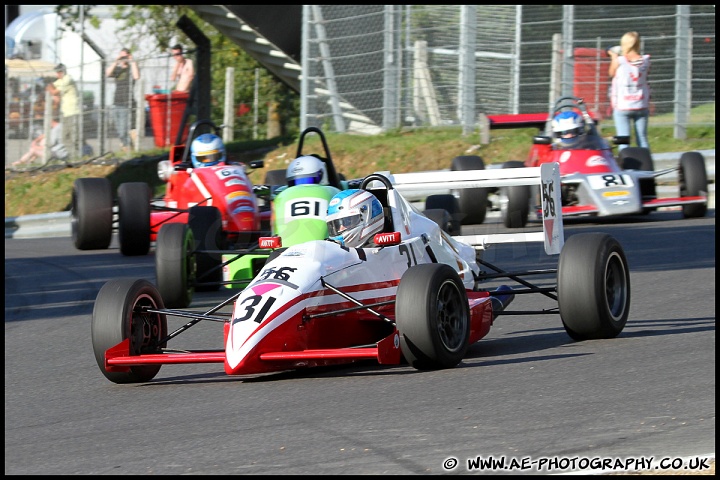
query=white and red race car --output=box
[92,163,631,383]
[406,96,709,229]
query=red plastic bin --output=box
[146,91,190,147]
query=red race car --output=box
[71,119,269,256]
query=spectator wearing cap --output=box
[170,44,194,93]
[46,63,80,159]
[106,47,141,151]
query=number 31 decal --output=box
[232,295,276,324]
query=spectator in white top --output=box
[608,31,652,152]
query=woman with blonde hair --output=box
[608,31,652,152]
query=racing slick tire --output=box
[451,155,488,225]
[264,169,287,186]
[619,147,654,171]
[423,209,454,234]
[425,194,462,235]
[396,263,471,370]
[679,151,708,218]
[619,147,656,210]
[156,223,195,308]
[117,182,151,256]
[500,161,530,228]
[71,177,113,250]
[92,278,168,384]
[558,233,630,341]
[188,206,223,291]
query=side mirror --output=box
[533,135,552,145]
[157,160,174,181]
[613,135,630,146]
[249,159,265,169]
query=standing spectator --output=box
[170,44,194,93]
[608,31,652,152]
[106,47,141,151]
[46,63,80,159]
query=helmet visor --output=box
[196,150,222,165]
[327,213,363,237]
[291,176,319,186]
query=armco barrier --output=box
[4,151,715,239]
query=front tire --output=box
[396,263,470,370]
[558,233,630,340]
[156,223,195,308]
[619,147,654,171]
[92,278,167,384]
[71,178,113,250]
[188,206,223,291]
[679,152,708,218]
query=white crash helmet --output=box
[326,189,384,248]
[286,155,328,186]
[552,111,584,146]
[190,133,226,168]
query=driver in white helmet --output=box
[326,189,384,248]
[286,155,328,186]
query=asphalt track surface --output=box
[4,210,715,475]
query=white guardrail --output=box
[5,151,715,239]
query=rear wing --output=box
[486,113,548,131]
[389,162,564,255]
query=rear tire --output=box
[188,206,223,291]
[558,233,630,340]
[423,209,454,234]
[118,182,151,256]
[92,278,167,384]
[679,152,708,218]
[500,161,530,228]
[396,263,470,370]
[450,155,488,225]
[425,194,461,235]
[264,169,287,186]
[71,178,113,250]
[156,223,195,308]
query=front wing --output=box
[103,291,494,373]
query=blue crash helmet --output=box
[190,133,226,168]
[552,111,584,145]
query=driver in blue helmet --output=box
[190,133,226,168]
[552,111,585,147]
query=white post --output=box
[223,67,235,143]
